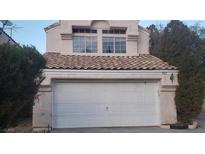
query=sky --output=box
[1,20,205,54]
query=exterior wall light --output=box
[170,73,174,82]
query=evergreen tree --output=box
[148,20,205,123]
[149,24,161,57]
[0,44,46,128]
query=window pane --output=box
[86,36,97,53]
[103,37,114,53]
[115,37,126,53]
[73,36,85,53]
[73,36,97,53]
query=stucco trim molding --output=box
[61,33,72,40]
[41,69,178,87]
[127,35,138,41]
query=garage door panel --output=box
[54,116,109,128]
[54,103,107,116]
[54,102,158,115]
[53,80,160,128]
[54,115,159,128]
[106,116,159,126]
[106,106,157,114]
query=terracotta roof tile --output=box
[44,52,177,70]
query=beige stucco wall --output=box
[33,90,52,130]
[160,87,177,124]
[46,26,61,52]
[33,69,178,130]
[138,28,149,54]
[45,20,150,56]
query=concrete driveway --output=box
[51,119,205,133]
[52,126,205,133]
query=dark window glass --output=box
[72,28,97,33]
[102,29,126,34]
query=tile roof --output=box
[44,52,177,70]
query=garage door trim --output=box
[51,79,161,128]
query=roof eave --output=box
[44,21,60,32]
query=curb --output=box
[160,121,198,129]
[188,121,198,129]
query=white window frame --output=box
[102,36,126,53]
[73,35,98,53]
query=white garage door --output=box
[53,80,160,128]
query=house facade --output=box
[33,20,178,131]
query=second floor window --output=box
[73,36,97,53]
[103,37,126,53]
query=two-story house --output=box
[33,20,178,131]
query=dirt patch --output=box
[7,118,32,133]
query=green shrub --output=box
[175,72,205,123]
[0,44,46,128]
